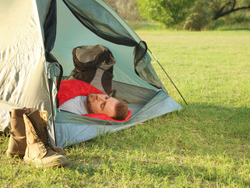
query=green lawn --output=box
[1,30,250,187]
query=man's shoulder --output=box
[74,95,87,99]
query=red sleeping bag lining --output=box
[57,79,131,122]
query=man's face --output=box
[85,94,119,118]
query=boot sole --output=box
[23,156,69,168]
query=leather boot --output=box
[23,110,69,167]
[39,110,66,155]
[6,108,29,158]
[6,108,65,158]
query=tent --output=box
[0,0,182,147]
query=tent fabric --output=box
[52,0,161,91]
[0,0,182,147]
[63,0,138,46]
[63,0,166,90]
[0,0,54,141]
[43,0,57,53]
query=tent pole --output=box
[148,49,189,107]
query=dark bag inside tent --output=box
[67,44,116,95]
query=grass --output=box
[1,30,250,187]
[126,20,165,31]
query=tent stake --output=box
[148,49,189,107]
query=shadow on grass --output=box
[185,102,250,137]
[68,157,250,186]
[63,102,250,186]
[144,162,250,186]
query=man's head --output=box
[84,94,128,120]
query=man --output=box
[59,93,128,120]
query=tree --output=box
[183,0,250,30]
[212,0,250,20]
[137,0,197,27]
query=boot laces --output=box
[31,128,55,152]
[43,127,56,152]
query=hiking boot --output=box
[6,108,65,158]
[23,110,69,167]
[6,108,30,158]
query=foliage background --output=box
[105,0,250,30]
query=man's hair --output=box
[113,101,128,120]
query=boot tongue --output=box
[40,111,55,150]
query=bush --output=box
[137,0,196,28]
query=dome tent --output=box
[0,0,182,147]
